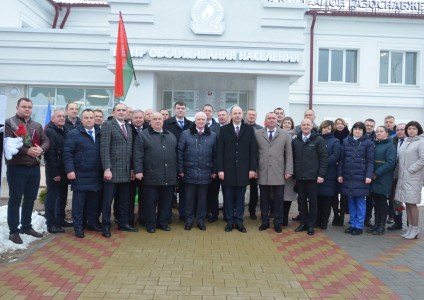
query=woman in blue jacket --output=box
[338,122,374,235]
[317,120,340,229]
[367,126,396,235]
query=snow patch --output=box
[0,206,47,254]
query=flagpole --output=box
[119,11,137,82]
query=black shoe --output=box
[86,225,102,232]
[208,215,217,223]
[344,227,354,234]
[48,225,65,233]
[118,224,138,232]
[364,220,373,227]
[351,228,363,235]
[372,229,385,235]
[75,230,85,238]
[274,225,282,233]
[157,225,171,231]
[366,227,376,233]
[185,224,192,231]
[225,223,233,232]
[61,221,74,228]
[307,226,315,235]
[292,214,301,221]
[179,216,186,221]
[102,227,111,238]
[197,224,206,231]
[295,224,307,232]
[387,223,402,230]
[235,224,247,233]
[249,213,257,220]
[147,228,155,233]
[259,223,270,231]
[320,224,328,230]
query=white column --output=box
[255,75,290,125]
[124,71,157,111]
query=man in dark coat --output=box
[128,109,146,226]
[292,118,328,235]
[5,98,50,244]
[217,106,257,233]
[163,101,193,220]
[134,112,178,233]
[100,103,138,238]
[208,109,229,222]
[245,109,263,220]
[44,109,71,234]
[64,102,81,132]
[177,112,217,230]
[63,109,103,238]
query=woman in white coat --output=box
[395,121,424,239]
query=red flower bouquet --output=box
[14,124,34,148]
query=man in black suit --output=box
[208,109,228,222]
[163,101,193,220]
[217,106,257,233]
[129,109,146,226]
[203,104,218,128]
[100,103,138,237]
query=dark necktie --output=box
[178,121,184,129]
[88,130,94,142]
[236,126,240,137]
[199,130,203,135]
[121,124,127,139]
[269,130,273,142]
[399,139,404,147]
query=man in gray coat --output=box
[100,103,138,237]
[255,112,293,233]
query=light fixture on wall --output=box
[9,86,20,97]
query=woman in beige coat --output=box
[394,121,424,239]
[280,117,297,226]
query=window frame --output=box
[318,48,359,84]
[379,50,418,86]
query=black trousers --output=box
[72,191,99,231]
[297,180,318,227]
[371,192,388,228]
[259,185,284,226]
[129,179,143,225]
[185,183,208,225]
[282,201,292,226]
[317,195,333,226]
[143,184,174,230]
[102,182,130,228]
[249,178,259,214]
[207,177,221,218]
[365,195,374,222]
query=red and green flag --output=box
[114,12,135,101]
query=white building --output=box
[0,0,423,128]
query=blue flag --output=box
[44,99,51,130]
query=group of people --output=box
[4,97,424,244]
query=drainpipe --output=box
[60,4,71,29]
[309,12,317,110]
[49,0,61,29]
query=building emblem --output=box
[190,0,225,35]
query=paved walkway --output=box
[0,208,423,300]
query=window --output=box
[318,49,358,83]
[379,51,417,85]
[28,87,115,126]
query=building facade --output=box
[0,0,423,128]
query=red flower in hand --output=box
[14,124,27,137]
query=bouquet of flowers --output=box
[14,124,34,147]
